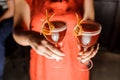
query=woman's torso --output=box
[25,0,89,80]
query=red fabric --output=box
[25,0,89,80]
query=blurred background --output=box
[2,0,120,80]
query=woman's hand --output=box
[28,34,65,60]
[77,43,99,63]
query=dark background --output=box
[95,0,120,52]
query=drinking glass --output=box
[73,14,102,71]
[41,11,67,68]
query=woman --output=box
[13,0,98,80]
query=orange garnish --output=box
[74,13,84,36]
[41,10,55,35]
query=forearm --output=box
[13,25,43,46]
[13,28,31,46]
[83,0,95,20]
[13,0,34,46]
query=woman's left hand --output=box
[77,43,99,63]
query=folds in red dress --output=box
[25,0,89,80]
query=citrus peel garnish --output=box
[41,10,55,35]
[74,13,84,36]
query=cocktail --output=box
[41,10,67,68]
[73,13,102,71]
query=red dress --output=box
[26,0,89,80]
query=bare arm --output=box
[13,0,48,50]
[13,0,32,46]
[83,0,95,20]
[0,0,14,22]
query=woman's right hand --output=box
[28,34,65,60]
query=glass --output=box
[73,13,102,71]
[41,10,67,68]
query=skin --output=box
[13,0,99,61]
[0,0,14,22]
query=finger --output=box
[38,46,63,60]
[48,46,65,56]
[30,41,55,59]
[50,53,64,60]
[90,43,99,58]
[39,52,53,59]
[40,40,64,59]
[81,47,94,58]
[78,51,83,56]
[77,48,91,59]
[77,44,81,51]
[81,43,99,62]
[41,40,65,56]
[29,40,54,59]
[32,46,54,59]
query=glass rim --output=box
[48,20,67,32]
[80,21,102,36]
[51,25,67,32]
